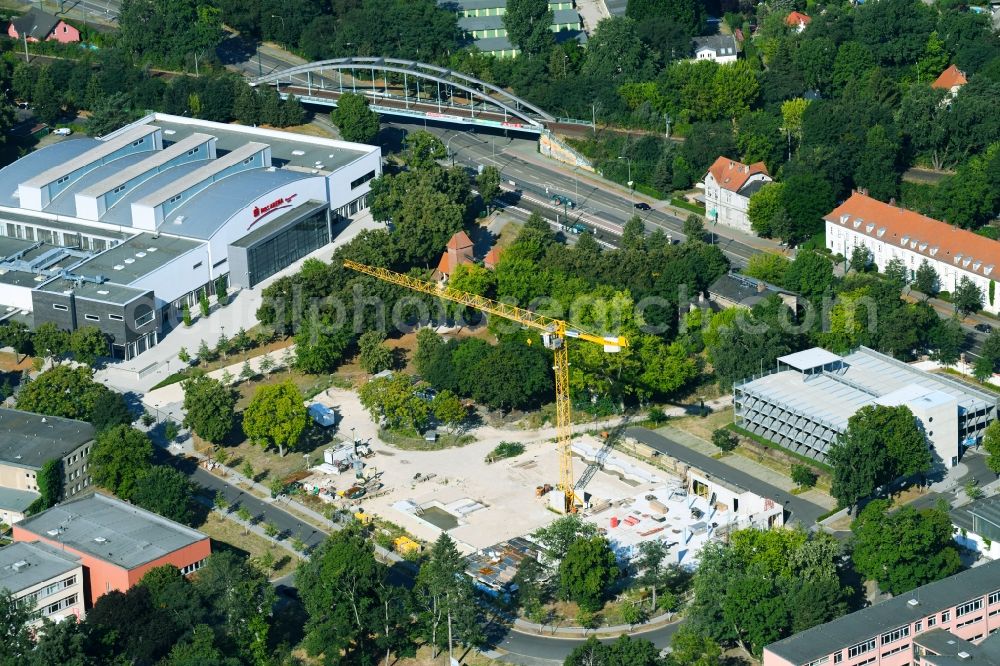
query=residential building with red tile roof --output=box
[703,157,772,234]
[825,191,1000,313]
[932,64,968,95]
[785,11,811,32]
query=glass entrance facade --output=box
[241,207,330,288]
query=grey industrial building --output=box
[0,113,381,360]
[734,347,996,468]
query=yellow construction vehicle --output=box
[343,259,627,513]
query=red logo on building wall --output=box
[248,193,298,230]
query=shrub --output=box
[647,407,667,425]
[791,464,818,488]
[487,441,525,462]
[711,427,738,452]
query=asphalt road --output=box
[387,120,762,268]
[495,621,680,665]
[172,457,331,552]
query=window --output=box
[193,262,203,270]
[84,314,99,322]
[881,644,909,658]
[350,170,377,190]
[112,184,126,194]
[915,621,922,632]
[804,658,829,666]
[52,304,68,311]
[929,615,937,627]
[108,314,123,321]
[881,626,909,644]
[833,652,842,664]
[181,559,205,575]
[132,139,143,147]
[848,639,876,659]
[958,599,983,617]
[957,616,983,628]
[134,309,155,328]
[168,194,182,204]
[942,611,951,623]
[989,590,1000,605]
[212,258,227,268]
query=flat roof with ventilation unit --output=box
[76,132,216,201]
[15,493,208,570]
[132,141,269,213]
[0,407,95,469]
[20,125,161,191]
[0,541,81,595]
[68,232,202,285]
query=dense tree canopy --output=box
[182,375,237,444]
[851,500,962,594]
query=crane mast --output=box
[343,259,626,513]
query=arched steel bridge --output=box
[250,57,574,134]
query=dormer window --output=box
[985,265,994,276]
[930,246,939,256]
[954,253,963,264]
[918,242,927,252]
[853,218,863,228]
[973,261,982,271]
[840,214,850,224]
[901,236,910,245]
[962,257,972,268]
[909,241,918,249]
[877,227,886,237]
[865,223,875,233]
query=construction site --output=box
[288,261,788,568]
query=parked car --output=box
[975,323,993,334]
[53,127,72,136]
[633,202,651,211]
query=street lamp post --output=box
[618,156,633,204]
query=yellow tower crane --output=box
[344,259,627,513]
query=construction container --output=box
[393,536,422,555]
[649,500,668,515]
[610,516,619,528]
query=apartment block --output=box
[763,560,1000,666]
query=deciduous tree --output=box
[131,466,198,525]
[851,500,962,594]
[558,536,619,611]
[330,92,380,143]
[16,365,111,423]
[181,374,236,444]
[503,0,554,57]
[242,381,308,456]
[954,276,984,316]
[358,330,393,374]
[90,425,153,499]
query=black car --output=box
[633,202,651,211]
[975,323,993,334]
